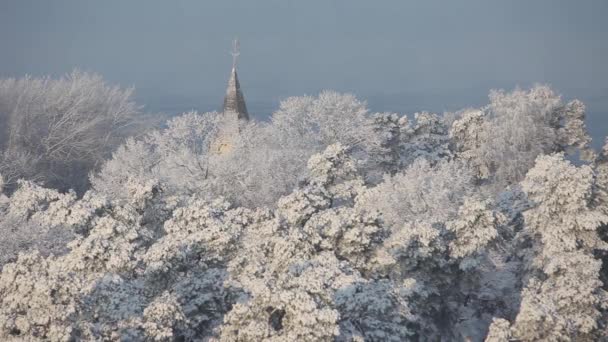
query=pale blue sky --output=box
[1,0,607,146]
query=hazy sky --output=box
[1,0,608,146]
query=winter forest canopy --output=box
[1,70,608,341]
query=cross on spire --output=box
[231,38,240,69]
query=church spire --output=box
[222,39,249,121]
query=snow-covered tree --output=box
[270,91,376,152]
[0,70,144,193]
[497,154,608,341]
[369,112,403,175]
[0,180,78,267]
[485,318,512,342]
[447,198,500,271]
[520,154,607,262]
[358,158,474,230]
[450,85,593,190]
[511,253,606,341]
[593,138,608,214]
[399,111,452,167]
[449,108,491,179]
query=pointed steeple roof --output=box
[222,39,249,121]
[223,67,249,120]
